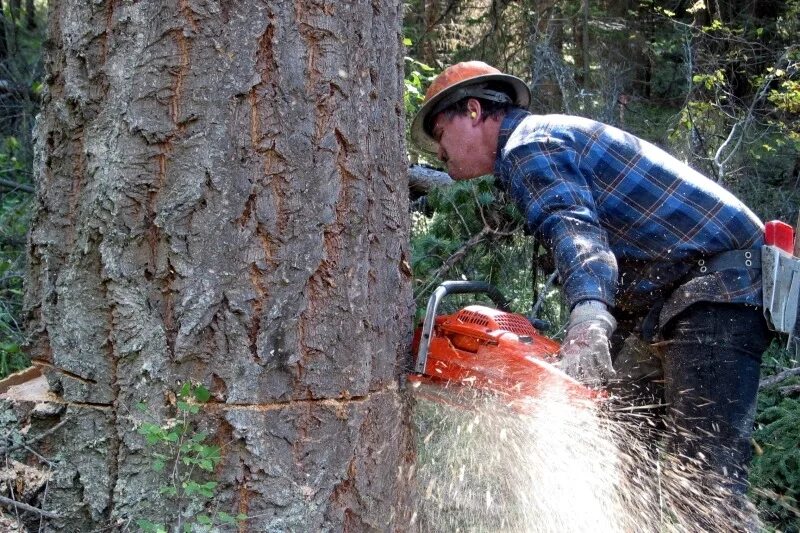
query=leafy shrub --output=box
[751,341,800,531]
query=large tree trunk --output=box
[20,0,413,529]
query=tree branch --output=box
[0,494,61,519]
[0,235,26,247]
[414,227,491,301]
[530,270,559,318]
[0,417,71,455]
[408,164,452,199]
[0,79,38,101]
[713,51,794,180]
[414,225,515,301]
[759,366,800,390]
[0,177,34,193]
[779,384,800,396]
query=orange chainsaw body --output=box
[409,302,603,403]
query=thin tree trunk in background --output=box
[0,0,7,62]
[528,0,564,112]
[420,0,439,65]
[20,0,413,529]
[7,0,19,57]
[581,0,590,86]
[604,0,651,100]
[25,0,33,29]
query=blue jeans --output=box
[610,302,770,527]
[659,302,768,494]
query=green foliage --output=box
[404,53,436,117]
[411,176,566,330]
[751,342,800,531]
[676,8,798,182]
[0,0,46,378]
[404,44,438,163]
[770,78,800,113]
[135,383,245,532]
[0,337,26,377]
[0,168,31,378]
[692,69,727,91]
[618,100,682,148]
[645,28,690,102]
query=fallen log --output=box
[759,366,800,389]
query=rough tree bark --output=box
[18,0,413,529]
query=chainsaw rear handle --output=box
[414,281,512,374]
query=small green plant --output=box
[403,51,436,118]
[403,44,438,163]
[135,383,245,532]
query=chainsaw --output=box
[408,281,603,408]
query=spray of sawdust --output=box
[409,382,759,532]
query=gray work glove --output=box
[559,300,617,387]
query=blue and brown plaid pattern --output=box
[494,108,764,320]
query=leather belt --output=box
[693,249,761,275]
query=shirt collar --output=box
[494,107,532,174]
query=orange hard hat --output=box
[410,61,530,154]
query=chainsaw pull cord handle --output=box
[414,281,512,374]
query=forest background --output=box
[0,0,798,529]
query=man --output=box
[411,61,771,526]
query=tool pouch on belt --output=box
[762,244,800,345]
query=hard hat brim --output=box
[410,73,531,156]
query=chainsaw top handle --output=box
[414,281,512,374]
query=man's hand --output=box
[559,301,617,387]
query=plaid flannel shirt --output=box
[494,108,764,330]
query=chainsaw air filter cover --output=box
[455,306,539,337]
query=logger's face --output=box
[431,101,497,181]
